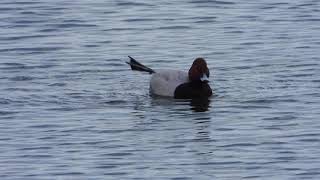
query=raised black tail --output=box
[126,56,155,74]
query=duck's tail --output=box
[126,56,155,74]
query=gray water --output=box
[1,0,320,179]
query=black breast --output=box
[174,81,212,99]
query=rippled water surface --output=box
[1,0,320,179]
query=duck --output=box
[126,56,212,99]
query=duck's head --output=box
[188,57,210,83]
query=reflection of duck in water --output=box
[126,56,212,99]
[150,96,211,112]
[190,98,211,112]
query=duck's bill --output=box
[200,74,209,82]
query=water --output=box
[1,0,320,179]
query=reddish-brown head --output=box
[188,58,210,82]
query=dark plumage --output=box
[174,81,212,99]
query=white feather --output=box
[150,69,188,97]
[200,74,209,82]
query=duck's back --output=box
[150,69,188,97]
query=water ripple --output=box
[0,0,319,179]
[189,0,235,5]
